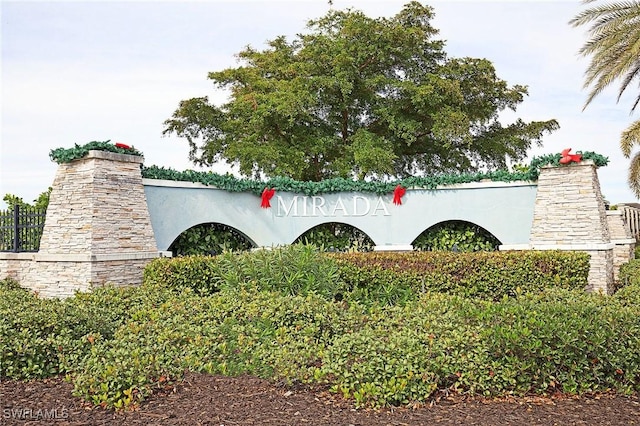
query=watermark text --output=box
[3,407,69,420]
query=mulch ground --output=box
[1,373,639,425]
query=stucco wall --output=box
[144,180,538,251]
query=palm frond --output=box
[621,119,640,156]
[627,151,640,197]
[571,0,640,109]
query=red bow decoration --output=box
[393,185,406,205]
[115,142,131,149]
[559,148,582,164]
[261,187,276,208]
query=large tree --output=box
[164,1,558,181]
[570,0,640,197]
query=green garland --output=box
[141,166,538,195]
[48,141,609,196]
[49,141,143,163]
[142,150,608,196]
[528,151,609,174]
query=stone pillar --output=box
[25,150,160,297]
[606,210,636,283]
[529,161,614,293]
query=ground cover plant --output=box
[1,245,639,411]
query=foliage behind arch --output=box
[412,220,500,252]
[293,222,374,252]
[170,223,255,256]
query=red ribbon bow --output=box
[261,187,276,208]
[115,142,131,149]
[393,185,406,205]
[559,148,582,164]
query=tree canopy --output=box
[2,188,51,211]
[570,0,640,197]
[164,1,559,181]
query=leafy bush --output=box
[0,279,177,381]
[71,296,201,409]
[146,246,590,307]
[476,290,640,396]
[143,255,224,294]
[319,294,485,406]
[71,287,347,408]
[334,250,590,301]
[0,283,66,379]
[320,290,640,407]
[4,248,640,411]
[169,223,254,256]
[614,276,640,307]
[145,244,343,300]
[619,259,640,288]
[412,220,500,252]
[293,222,374,252]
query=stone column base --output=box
[0,252,165,298]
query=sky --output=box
[1,0,638,208]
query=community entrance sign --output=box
[143,179,537,252]
[0,149,635,297]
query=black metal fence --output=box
[0,205,46,252]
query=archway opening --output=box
[412,220,501,252]
[169,222,256,256]
[293,222,374,252]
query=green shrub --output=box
[71,288,345,408]
[614,278,640,307]
[332,260,419,306]
[0,280,178,381]
[319,290,640,407]
[146,244,590,306]
[169,223,254,256]
[71,296,201,409]
[293,222,374,252]
[319,294,486,406]
[412,220,499,252]
[144,244,343,300]
[4,249,640,411]
[619,259,640,288]
[477,290,640,396]
[0,285,66,379]
[0,277,22,291]
[334,250,590,301]
[144,255,225,294]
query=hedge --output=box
[333,250,590,302]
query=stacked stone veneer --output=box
[0,150,161,298]
[607,209,636,282]
[526,161,616,293]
